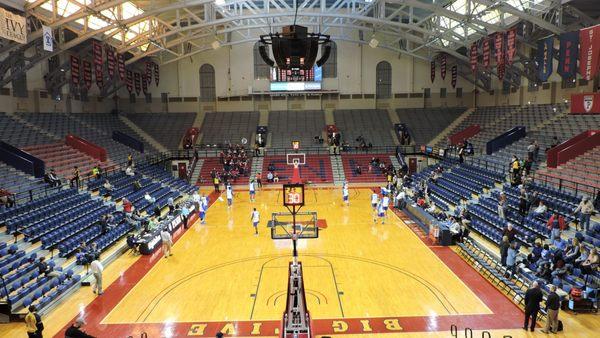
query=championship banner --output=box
[536,37,554,82]
[70,56,80,86]
[430,60,435,83]
[126,70,133,93]
[579,24,600,81]
[482,38,491,68]
[82,60,92,90]
[106,46,116,79]
[0,8,26,44]
[558,31,579,80]
[142,74,148,94]
[506,27,517,65]
[570,93,600,114]
[498,62,505,80]
[92,41,104,88]
[134,72,141,95]
[145,62,153,84]
[117,53,126,81]
[495,32,505,80]
[451,65,457,88]
[154,63,160,86]
[470,43,478,74]
[441,54,447,80]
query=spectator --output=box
[181,204,191,229]
[167,196,175,215]
[573,196,594,231]
[532,201,547,216]
[65,318,95,338]
[500,236,510,266]
[213,176,220,192]
[70,166,80,189]
[0,190,15,209]
[581,248,599,275]
[25,305,43,338]
[144,192,156,205]
[541,285,561,334]
[127,153,133,167]
[255,172,262,188]
[564,238,581,263]
[449,217,462,243]
[502,223,517,243]
[527,141,535,161]
[498,193,506,219]
[132,179,142,191]
[552,234,567,251]
[102,180,113,197]
[91,165,101,180]
[273,173,279,183]
[125,165,135,177]
[533,141,540,160]
[518,189,528,216]
[122,198,132,214]
[523,281,543,332]
[160,228,173,258]
[45,169,61,187]
[90,259,103,295]
[36,257,60,278]
[506,241,518,277]
[546,212,566,241]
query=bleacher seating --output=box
[0,112,55,147]
[197,157,252,185]
[262,155,333,184]
[200,111,259,145]
[536,147,600,194]
[0,162,44,196]
[333,109,396,147]
[22,143,109,179]
[341,154,390,183]
[396,107,465,145]
[126,113,196,149]
[268,110,325,148]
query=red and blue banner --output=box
[92,40,103,89]
[430,60,435,83]
[441,54,446,80]
[470,43,477,73]
[82,60,92,90]
[154,63,159,86]
[145,62,153,85]
[482,38,491,69]
[495,32,505,80]
[558,31,579,80]
[70,55,80,86]
[506,27,517,65]
[142,74,148,94]
[451,65,457,88]
[536,37,553,82]
[126,70,133,93]
[106,45,115,78]
[134,72,141,95]
[579,24,600,81]
[117,53,126,81]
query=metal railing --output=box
[532,171,599,197]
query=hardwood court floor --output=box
[1,187,598,337]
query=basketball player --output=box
[382,193,390,216]
[251,208,260,235]
[201,193,209,212]
[226,184,233,207]
[377,201,386,224]
[342,182,349,205]
[249,179,256,202]
[371,191,379,211]
[198,200,206,224]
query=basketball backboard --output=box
[286,153,306,166]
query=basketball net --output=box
[291,161,302,184]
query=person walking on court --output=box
[90,259,104,296]
[181,204,191,229]
[161,228,173,258]
[371,191,379,212]
[249,179,256,202]
[226,184,233,207]
[523,281,543,332]
[25,305,43,338]
[342,182,349,205]
[198,200,206,224]
[542,284,561,333]
[251,208,260,235]
[213,176,220,192]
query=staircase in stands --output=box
[330,155,345,185]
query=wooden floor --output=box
[1,186,598,337]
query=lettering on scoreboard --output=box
[283,184,305,207]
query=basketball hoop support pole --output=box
[286,204,303,260]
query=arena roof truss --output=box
[0,0,591,92]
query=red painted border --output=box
[54,188,525,337]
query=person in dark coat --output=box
[500,236,510,266]
[542,285,561,333]
[523,281,544,332]
[65,318,95,338]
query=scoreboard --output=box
[283,184,305,207]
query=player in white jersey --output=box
[201,194,209,210]
[251,208,260,235]
[249,180,256,202]
[382,194,390,215]
[198,201,206,224]
[226,184,233,206]
[376,201,386,224]
[342,182,349,205]
[371,192,379,211]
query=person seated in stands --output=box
[547,212,566,241]
[102,179,113,197]
[531,200,547,216]
[448,217,462,243]
[45,168,62,187]
[355,164,362,175]
[70,166,80,189]
[268,163,275,172]
[538,244,553,267]
[564,238,582,263]
[86,243,100,263]
[36,257,60,278]
[505,242,518,278]
[127,153,134,167]
[580,248,599,275]
[91,165,101,180]
[273,173,279,183]
[267,171,274,182]
[144,192,156,205]
[552,234,568,252]
[125,165,135,177]
[0,190,15,209]
[502,223,517,243]
[126,235,140,254]
[425,201,437,214]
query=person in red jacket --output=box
[122,198,132,214]
[547,213,566,241]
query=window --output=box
[376,61,391,99]
[321,42,337,78]
[199,64,216,102]
[253,42,271,79]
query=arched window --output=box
[321,41,337,78]
[254,42,271,79]
[199,64,216,101]
[376,61,392,99]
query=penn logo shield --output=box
[584,95,594,113]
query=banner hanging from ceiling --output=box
[482,38,491,69]
[106,46,116,79]
[126,70,133,93]
[82,60,92,90]
[117,53,126,81]
[142,74,148,94]
[70,56,80,86]
[441,54,446,80]
[579,24,600,81]
[451,65,457,88]
[0,8,26,44]
[92,41,104,88]
[134,72,141,95]
[470,43,478,74]
[145,62,153,84]
[495,32,505,79]
[154,63,159,86]
[506,27,517,65]
[558,31,579,80]
[536,36,554,82]
[430,60,435,83]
